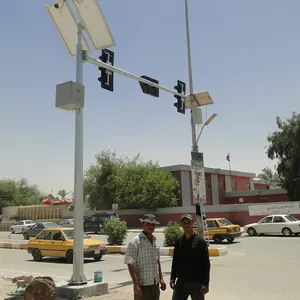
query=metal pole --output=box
[184,0,198,153]
[184,0,206,240]
[69,22,87,286]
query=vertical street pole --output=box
[184,0,198,153]
[70,22,87,285]
[184,0,205,239]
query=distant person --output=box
[170,214,210,300]
[124,214,166,300]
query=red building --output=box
[162,164,288,206]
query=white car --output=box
[10,220,35,234]
[245,214,300,237]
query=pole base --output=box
[69,274,88,286]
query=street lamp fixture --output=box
[196,113,217,144]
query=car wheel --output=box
[22,228,26,233]
[93,255,103,261]
[23,233,29,240]
[227,237,235,243]
[66,250,73,264]
[247,227,257,236]
[282,227,292,237]
[32,249,42,262]
[10,228,15,234]
[213,235,223,243]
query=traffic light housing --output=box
[98,49,114,92]
[174,80,186,114]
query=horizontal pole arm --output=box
[83,53,186,98]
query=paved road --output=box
[0,236,299,299]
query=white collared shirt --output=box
[124,232,160,286]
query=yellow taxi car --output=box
[27,227,107,263]
[194,218,242,243]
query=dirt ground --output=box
[0,278,18,299]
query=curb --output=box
[0,243,228,257]
[0,241,28,249]
[106,246,228,257]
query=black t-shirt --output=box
[170,233,210,285]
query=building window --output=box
[247,183,251,190]
[232,181,237,191]
[219,180,225,190]
[206,181,211,189]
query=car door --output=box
[34,230,52,257]
[272,216,287,234]
[207,220,217,240]
[256,216,274,234]
[30,224,45,237]
[48,230,67,258]
[16,221,24,233]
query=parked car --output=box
[23,222,60,240]
[27,227,107,263]
[10,220,35,234]
[245,214,300,237]
[57,219,74,227]
[193,218,242,243]
[83,212,119,234]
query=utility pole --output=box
[184,0,209,244]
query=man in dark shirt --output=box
[170,214,210,300]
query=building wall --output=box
[217,174,226,204]
[171,169,255,206]
[230,176,251,192]
[254,183,269,190]
[224,189,288,204]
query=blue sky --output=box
[0,0,299,195]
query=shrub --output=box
[104,218,128,245]
[163,221,183,246]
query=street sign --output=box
[139,75,159,97]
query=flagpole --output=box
[227,153,231,176]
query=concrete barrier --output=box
[0,242,228,257]
[105,246,228,257]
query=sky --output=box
[0,0,299,195]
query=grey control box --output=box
[56,81,85,110]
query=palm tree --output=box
[257,167,281,188]
[57,189,69,200]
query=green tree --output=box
[266,112,300,200]
[114,157,179,209]
[0,178,45,207]
[84,150,180,210]
[84,150,120,210]
[57,189,69,199]
[257,167,281,187]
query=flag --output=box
[226,153,230,162]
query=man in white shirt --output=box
[124,214,166,300]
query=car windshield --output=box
[218,219,232,226]
[25,221,33,224]
[63,230,90,239]
[285,215,299,222]
[44,222,59,228]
